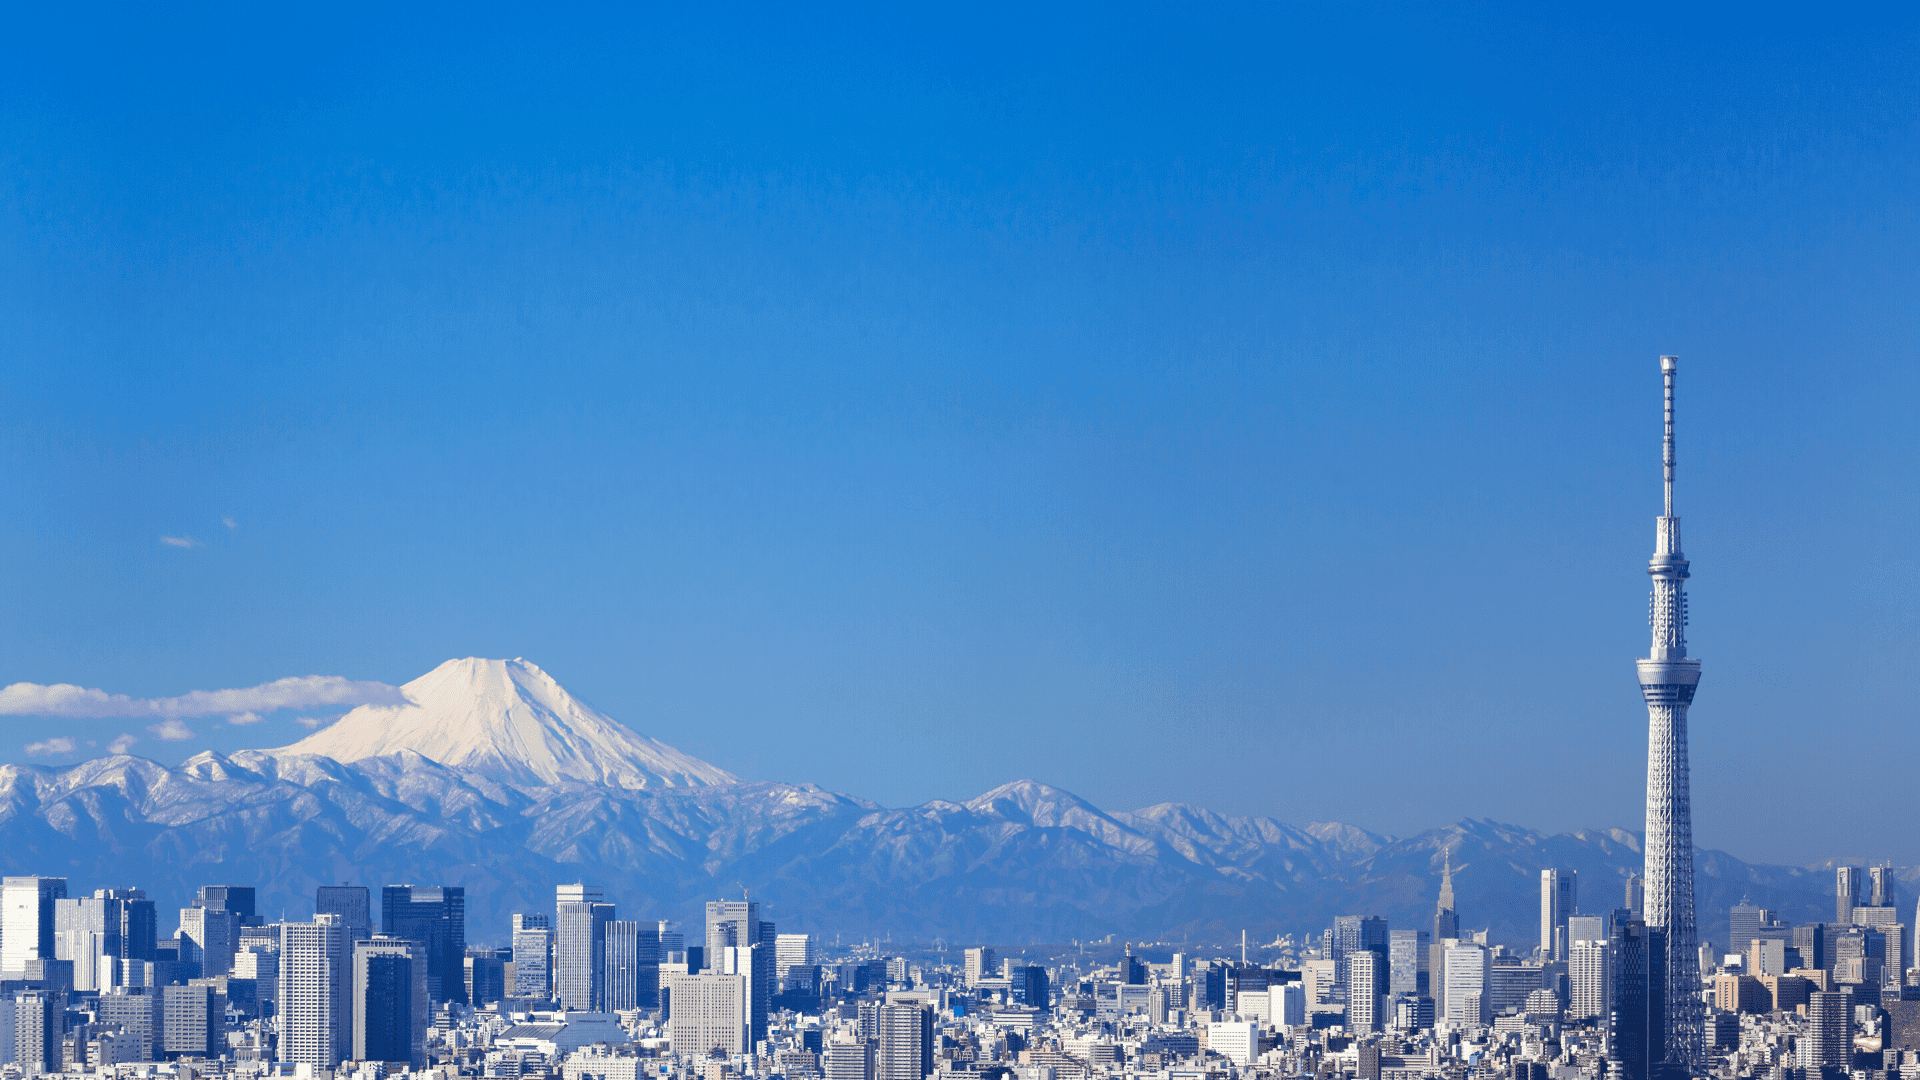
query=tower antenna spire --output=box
[1662,354,1677,517]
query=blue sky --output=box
[2,3,1916,864]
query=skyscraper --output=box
[604,919,661,1010]
[353,937,429,1069]
[279,914,353,1067]
[1346,952,1382,1033]
[1870,864,1895,909]
[706,900,773,1043]
[1388,929,1428,998]
[1434,851,1458,942]
[381,885,466,1004]
[556,886,614,1010]
[2,877,67,973]
[1837,867,1862,926]
[511,913,552,998]
[1540,870,1576,960]
[875,1003,933,1080]
[1608,918,1665,1080]
[1728,901,1765,956]
[1798,991,1851,1071]
[316,885,373,941]
[1635,355,1702,1075]
[665,970,749,1055]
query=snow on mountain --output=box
[272,657,736,790]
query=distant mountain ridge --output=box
[0,658,1890,948]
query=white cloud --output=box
[294,714,338,729]
[222,517,238,530]
[107,734,138,754]
[0,674,406,720]
[24,737,76,756]
[160,536,202,548]
[226,712,264,726]
[148,720,193,741]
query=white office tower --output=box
[511,913,552,997]
[53,894,122,991]
[705,900,772,1043]
[665,970,748,1056]
[604,920,660,1011]
[1278,982,1307,1027]
[352,937,428,1068]
[1442,943,1489,1026]
[1345,952,1382,1033]
[234,945,279,1009]
[963,947,996,986]
[14,990,60,1076]
[1539,869,1576,960]
[1206,1021,1258,1066]
[1,877,67,974]
[776,933,815,974]
[279,913,353,1066]
[876,1003,932,1080]
[1568,939,1608,1020]
[1636,355,1704,1074]
[180,905,240,978]
[824,1040,875,1080]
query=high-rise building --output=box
[1835,867,1862,925]
[703,899,773,1041]
[1635,355,1702,1075]
[1442,943,1489,1026]
[1569,938,1608,1020]
[1625,875,1644,921]
[465,950,506,1007]
[875,1003,933,1080]
[1347,952,1382,1033]
[98,889,157,962]
[278,914,353,1067]
[179,905,241,978]
[556,888,614,1010]
[163,982,224,1057]
[2,877,67,973]
[380,885,466,1004]
[99,987,162,1059]
[605,920,661,1010]
[1434,852,1459,942]
[511,913,552,998]
[353,937,428,1069]
[197,886,258,922]
[315,885,372,941]
[964,947,996,986]
[1726,902,1765,957]
[665,971,748,1055]
[776,934,814,972]
[1798,991,1851,1070]
[53,895,123,991]
[1607,917,1666,1080]
[1540,870,1576,960]
[13,990,63,1075]
[1389,929,1429,997]
[823,1040,875,1080]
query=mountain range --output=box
[0,658,1891,950]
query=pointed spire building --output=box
[1434,849,1459,941]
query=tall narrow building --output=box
[1636,355,1702,1075]
[1540,869,1576,960]
[1433,851,1458,942]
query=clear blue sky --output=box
[2,3,1915,865]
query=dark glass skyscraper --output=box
[380,885,466,1004]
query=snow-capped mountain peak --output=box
[271,657,736,790]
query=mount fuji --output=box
[272,657,736,790]
[0,658,1849,946]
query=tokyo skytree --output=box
[1637,355,1701,1073]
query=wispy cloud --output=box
[294,714,339,729]
[226,712,264,726]
[0,674,406,720]
[24,737,76,756]
[160,536,202,548]
[107,734,138,754]
[148,720,193,741]
[221,517,238,530]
